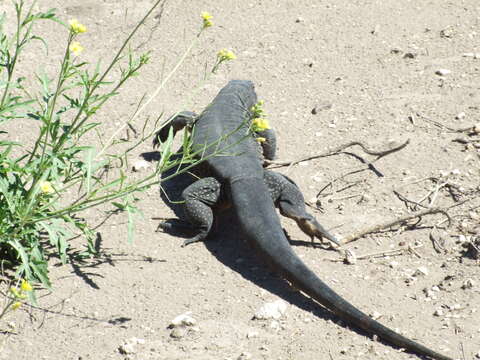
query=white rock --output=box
[254,299,288,320]
[132,159,150,172]
[462,278,475,289]
[246,331,259,339]
[450,169,461,175]
[413,266,429,277]
[475,350,480,359]
[455,112,466,120]
[344,249,357,265]
[170,312,197,327]
[170,326,188,338]
[118,342,136,355]
[435,69,451,76]
[370,311,382,320]
[434,309,444,317]
[269,320,281,330]
[473,123,480,135]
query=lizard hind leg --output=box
[179,177,222,247]
[264,170,341,247]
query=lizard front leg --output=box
[263,170,340,247]
[175,177,222,247]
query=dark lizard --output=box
[153,80,453,360]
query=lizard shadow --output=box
[150,151,433,356]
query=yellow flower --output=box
[21,280,33,292]
[11,302,22,310]
[252,118,270,132]
[39,181,54,194]
[201,11,213,28]
[256,137,266,143]
[69,41,84,56]
[69,19,87,34]
[217,49,236,61]
[9,286,26,299]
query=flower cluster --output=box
[8,279,33,311]
[39,180,54,194]
[217,48,236,61]
[252,118,270,132]
[69,41,84,56]
[68,19,87,56]
[69,19,87,34]
[201,12,213,28]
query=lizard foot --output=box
[297,217,342,247]
[181,235,206,247]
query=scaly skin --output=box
[155,80,453,360]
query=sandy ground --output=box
[1,0,480,359]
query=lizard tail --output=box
[230,177,453,360]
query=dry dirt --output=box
[1,0,480,359]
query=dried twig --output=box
[265,139,410,168]
[342,207,451,244]
[327,244,424,262]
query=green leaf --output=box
[85,146,95,194]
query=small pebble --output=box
[118,343,136,355]
[455,112,466,120]
[434,309,444,317]
[246,331,259,339]
[132,159,150,172]
[170,326,188,338]
[254,299,288,320]
[413,266,429,277]
[462,279,475,289]
[389,261,399,268]
[435,69,451,76]
[403,52,416,59]
[370,311,382,320]
[170,312,197,327]
[473,123,480,135]
[237,352,252,360]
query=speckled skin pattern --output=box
[153,81,452,360]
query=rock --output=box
[440,27,455,38]
[461,278,474,289]
[311,102,333,114]
[370,311,382,320]
[476,350,480,359]
[118,338,145,355]
[434,309,444,317]
[403,52,416,59]
[132,159,150,172]
[343,249,357,265]
[246,331,259,339]
[455,112,466,120]
[254,299,288,320]
[295,17,304,23]
[170,312,197,327]
[413,266,429,277]
[269,320,281,330]
[435,69,451,76]
[237,352,252,360]
[118,342,136,355]
[170,326,188,338]
[473,123,480,135]
[389,261,399,268]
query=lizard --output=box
[153,80,454,360]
